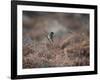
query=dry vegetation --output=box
[23,11,90,68]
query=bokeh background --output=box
[22,11,90,68]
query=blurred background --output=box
[22,11,90,68]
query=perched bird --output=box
[48,32,54,43]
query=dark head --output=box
[51,32,54,35]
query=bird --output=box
[48,32,54,43]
